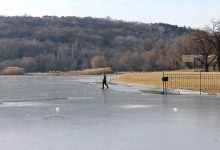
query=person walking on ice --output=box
[102,73,109,89]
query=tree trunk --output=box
[218,55,220,72]
[213,63,217,71]
[205,64,209,72]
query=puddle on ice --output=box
[118,104,157,109]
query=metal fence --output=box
[162,72,220,95]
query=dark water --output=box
[0,76,220,150]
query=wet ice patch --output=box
[168,89,208,95]
[44,115,65,119]
[0,102,43,107]
[118,104,157,109]
[73,75,102,83]
[67,97,94,100]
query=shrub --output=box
[68,67,113,75]
[2,67,25,75]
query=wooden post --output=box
[163,72,165,95]
[200,72,201,95]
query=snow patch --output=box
[118,104,157,109]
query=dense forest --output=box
[0,16,193,72]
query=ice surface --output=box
[0,75,220,150]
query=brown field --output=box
[114,71,220,94]
[67,67,113,75]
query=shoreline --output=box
[1,71,216,95]
[112,72,213,95]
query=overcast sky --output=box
[0,0,219,28]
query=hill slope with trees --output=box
[0,16,193,72]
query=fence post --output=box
[163,72,165,95]
[200,72,201,95]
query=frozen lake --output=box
[0,75,220,150]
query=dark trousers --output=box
[102,80,109,89]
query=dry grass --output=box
[114,72,163,87]
[114,71,220,94]
[2,67,25,75]
[67,67,113,75]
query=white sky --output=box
[0,0,219,28]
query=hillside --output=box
[0,16,192,72]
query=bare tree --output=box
[170,35,195,69]
[91,55,107,68]
[190,31,216,72]
[204,20,220,71]
[162,40,184,70]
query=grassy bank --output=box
[114,71,220,94]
